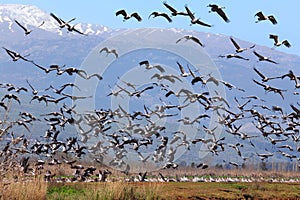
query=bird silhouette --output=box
[255,11,277,24]
[139,60,165,73]
[218,53,249,60]
[1,93,21,104]
[176,35,204,47]
[149,12,172,22]
[185,5,212,27]
[269,34,291,48]
[229,37,255,53]
[116,9,142,22]
[253,51,278,64]
[253,67,280,82]
[50,13,86,35]
[207,4,230,23]
[163,2,188,16]
[99,47,118,58]
[2,47,31,62]
[14,20,44,35]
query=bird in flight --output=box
[230,37,255,53]
[176,61,191,77]
[116,9,142,22]
[50,13,86,35]
[149,11,172,23]
[1,93,21,104]
[14,20,44,35]
[252,79,286,99]
[185,5,212,27]
[253,67,280,82]
[218,53,249,61]
[139,60,165,73]
[99,47,119,59]
[50,13,76,29]
[269,34,291,48]
[253,51,278,64]
[207,4,230,23]
[280,70,300,88]
[176,35,204,47]
[163,2,188,16]
[2,47,31,62]
[254,11,277,25]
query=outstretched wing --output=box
[139,60,149,66]
[14,20,28,32]
[268,16,277,25]
[269,34,279,43]
[116,9,127,17]
[99,47,109,53]
[160,13,172,22]
[163,1,177,13]
[190,36,204,46]
[230,37,240,50]
[254,11,265,19]
[50,13,63,25]
[282,40,291,48]
[253,67,266,79]
[131,12,142,21]
[216,8,230,22]
[185,5,194,19]
[253,51,264,59]
[176,61,185,74]
[195,19,212,27]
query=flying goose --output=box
[149,12,172,22]
[185,5,212,27]
[252,79,286,99]
[163,2,188,16]
[218,53,249,60]
[280,70,300,88]
[230,37,255,53]
[151,73,182,83]
[255,11,277,24]
[253,51,278,64]
[207,4,230,22]
[99,47,118,58]
[1,93,21,104]
[14,20,44,35]
[176,61,190,77]
[50,13,76,29]
[253,67,280,82]
[139,60,165,73]
[116,9,142,22]
[176,35,204,47]
[269,34,291,48]
[2,47,31,62]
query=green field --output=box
[2,179,300,200]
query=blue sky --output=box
[1,0,299,56]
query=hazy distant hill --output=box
[1,4,300,166]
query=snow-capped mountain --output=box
[0,4,112,36]
[0,4,300,91]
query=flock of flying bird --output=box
[0,2,299,183]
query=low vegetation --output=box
[1,175,300,200]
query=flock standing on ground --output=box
[0,2,299,183]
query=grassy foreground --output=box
[2,178,300,200]
[46,182,300,200]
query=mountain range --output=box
[1,4,300,166]
[1,4,299,112]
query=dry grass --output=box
[47,182,161,200]
[0,177,47,200]
[1,175,300,200]
[46,181,300,200]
